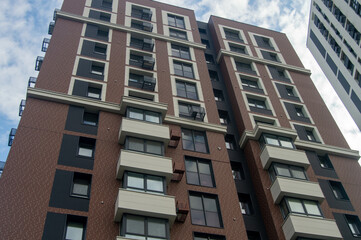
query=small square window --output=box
[65,215,87,240]
[87,86,101,99]
[91,62,105,75]
[182,128,208,153]
[225,134,235,150]
[318,155,333,169]
[286,87,295,96]
[83,111,98,126]
[72,172,92,198]
[345,215,361,237]
[168,14,185,29]
[94,43,107,55]
[295,106,305,117]
[205,54,214,64]
[176,81,198,100]
[169,28,187,40]
[78,137,95,158]
[232,163,245,180]
[124,172,165,194]
[208,70,219,82]
[171,44,191,60]
[213,89,224,101]
[218,110,229,125]
[330,181,349,200]
[224,29,243,43]
[239,194,253,215]
[306,130,316,142]
[248,98,267,109]
[173,61,194,78]
[201,39,210,49]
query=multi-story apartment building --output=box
[1,0,361,239]
[307,0,361,130]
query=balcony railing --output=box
[35,56,44,71]
[48,22,55,35]
[41,38,50,52]
[19,99,26,116]
[28,77,37,88]
[8,128,16,146]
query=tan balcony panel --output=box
[260,145,310,169]
[116,150,173,182]
[282,214,342,240]
[114,189,177,224]
[271,177,324,204]
[118,118,170,144]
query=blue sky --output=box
[0,0,360,163]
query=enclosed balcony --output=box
[260,145,309,169]
[48,22,55,35]
[118,118,170,145]
[28,77,37,88]
[270,177,324,204]
[35,56,44,71]
[282,214,342,240]
[19,99,26,116]
[8,128,16,146]
[114,189,176,224]
[116,150,173,182]
[41,38,50,52]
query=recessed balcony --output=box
[116,150,173,183]
[271,177,324,204]
[118,118,170,145]
[260,145,309,169]
[114,189,176,225]
[282,214,342,240]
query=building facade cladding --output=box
[307,0,361,130]
[0,1,360,240]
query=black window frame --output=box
[171,44,191,60]
[182,128,209,153]
[231,163,245,181]
[259,133,295,149]
[247,97,267,109]
[176,80,198,100]
[126,107,161,124]
[120,214,169,240]
[125,136,164,156]
[86,85,102,99]
[239,194,254,215]
[317,154,334,169]
[345,214,361,237]
[123,171,166,194]
[70,172,92,199]
[241,78,260,89]
[189,192,223,228]
[208,70,219,82]
[169,28,188,40]
[218,110,229,125]
[268,162,307,182]
[280,197,323,219]
[229,44,246,54]
[213,89,224,102]
[82,111,99,126]
[173,61,194,78]
[224,29,243,43]
[167,14,185,29]
[65,215,87,240]
[185,156,215,188]
[77,137,96,158]
[329,181,349,200]
[225,134,235,150]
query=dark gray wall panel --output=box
[305,151,338,179]
[310,30,326,57]
[72,80,89,97]
[318,179,354,211]
[326,54,338,75]
[90,0,112,11]
[76,59,104,81]
[337,71,350,93]
[275,83,300,102]
[333,213,359,239]
[65,105,98,135]
[351,90,361,113]
[81,40,107,60]
[42,212,67,240]
[284,102,311,123]
[84,24,109,42]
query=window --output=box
[268,66,290,82]
[224,29,243,43]
[295,106,305,117]
[280,197,323,219]
[131,20,153,32]
[91,62,105,75]
[306,130,316,142]
[97,27,109,38]
[65,215,87,240]
[218,110,229,125]
[189,193,222,227]
[127,107,161,124]
[236,61,256,75]
[268,163,307,182]
[239,194,253,215]
[99,12,111,22]
[201,39,210,49]
[232,163,245,180]
[248,98,267,109]
[178,102,205,121]
[126,137,163,155]
[254,35,274,50]
[260,134,294,149]
[345,215,361,237]
[213,89,224,101]
[182,129,208,153]
[261,50,279,62]
[247,231,261,240]
[176,81,198,100]
[330,181,349,200]
[208,70,219,82]
[241,78,260,89]
[94,43,107,55]
[194,233,225,240]
[87,86,101,99]
[173,61,194,78]
[78,137,96,158]
[71,172,92,198]
[129,73,156,91]
[131,6,152,21]
[225,135,235,150]
[124,172,165,194]
[185,157,215,187]
[130,36,154,51]
[205,54,214,64]
[317,155,333,169]
[169,28,187,40]
[102,0,112,8]
[83,111,98,126]
[286,86,295,97]
[168,14,185,29]
[198,28,207,34]
[229,44,246,54]
[121,214,168,240]
[171,44,190,59]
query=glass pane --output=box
[127,172,144,189]
[186,172,200,185]
[194,132,206,143]
[195,142,207,153]
[129,108,144,120]
[185,160,197,172]
[275,165,291,177]
[183,139,195,151]
[66,222,83,240]
[147,176,163,193]
[78,147,93,157]
[304,200,321,216]
[128,138,144,152]
[126,215,145,235]
[290,167,306,179]
[200,174,213,187]
[191,209,206,225]
[73,183,88,196]
[146,141,162,155]
[287,198,305,213]
[279,139,293,148]
[198,162,211,174]
[205,212,220,227]
[145,112,160,123]
[265,135,279,146]
[203,197,217,212]
[148,218,166,238]
[189,195,203,210]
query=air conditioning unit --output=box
[142,56,155,70]
[190,106,205,121]
[142,22,153,32]
[142,76,156,91]
[142,9,152,21]
[143,38,154,51]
